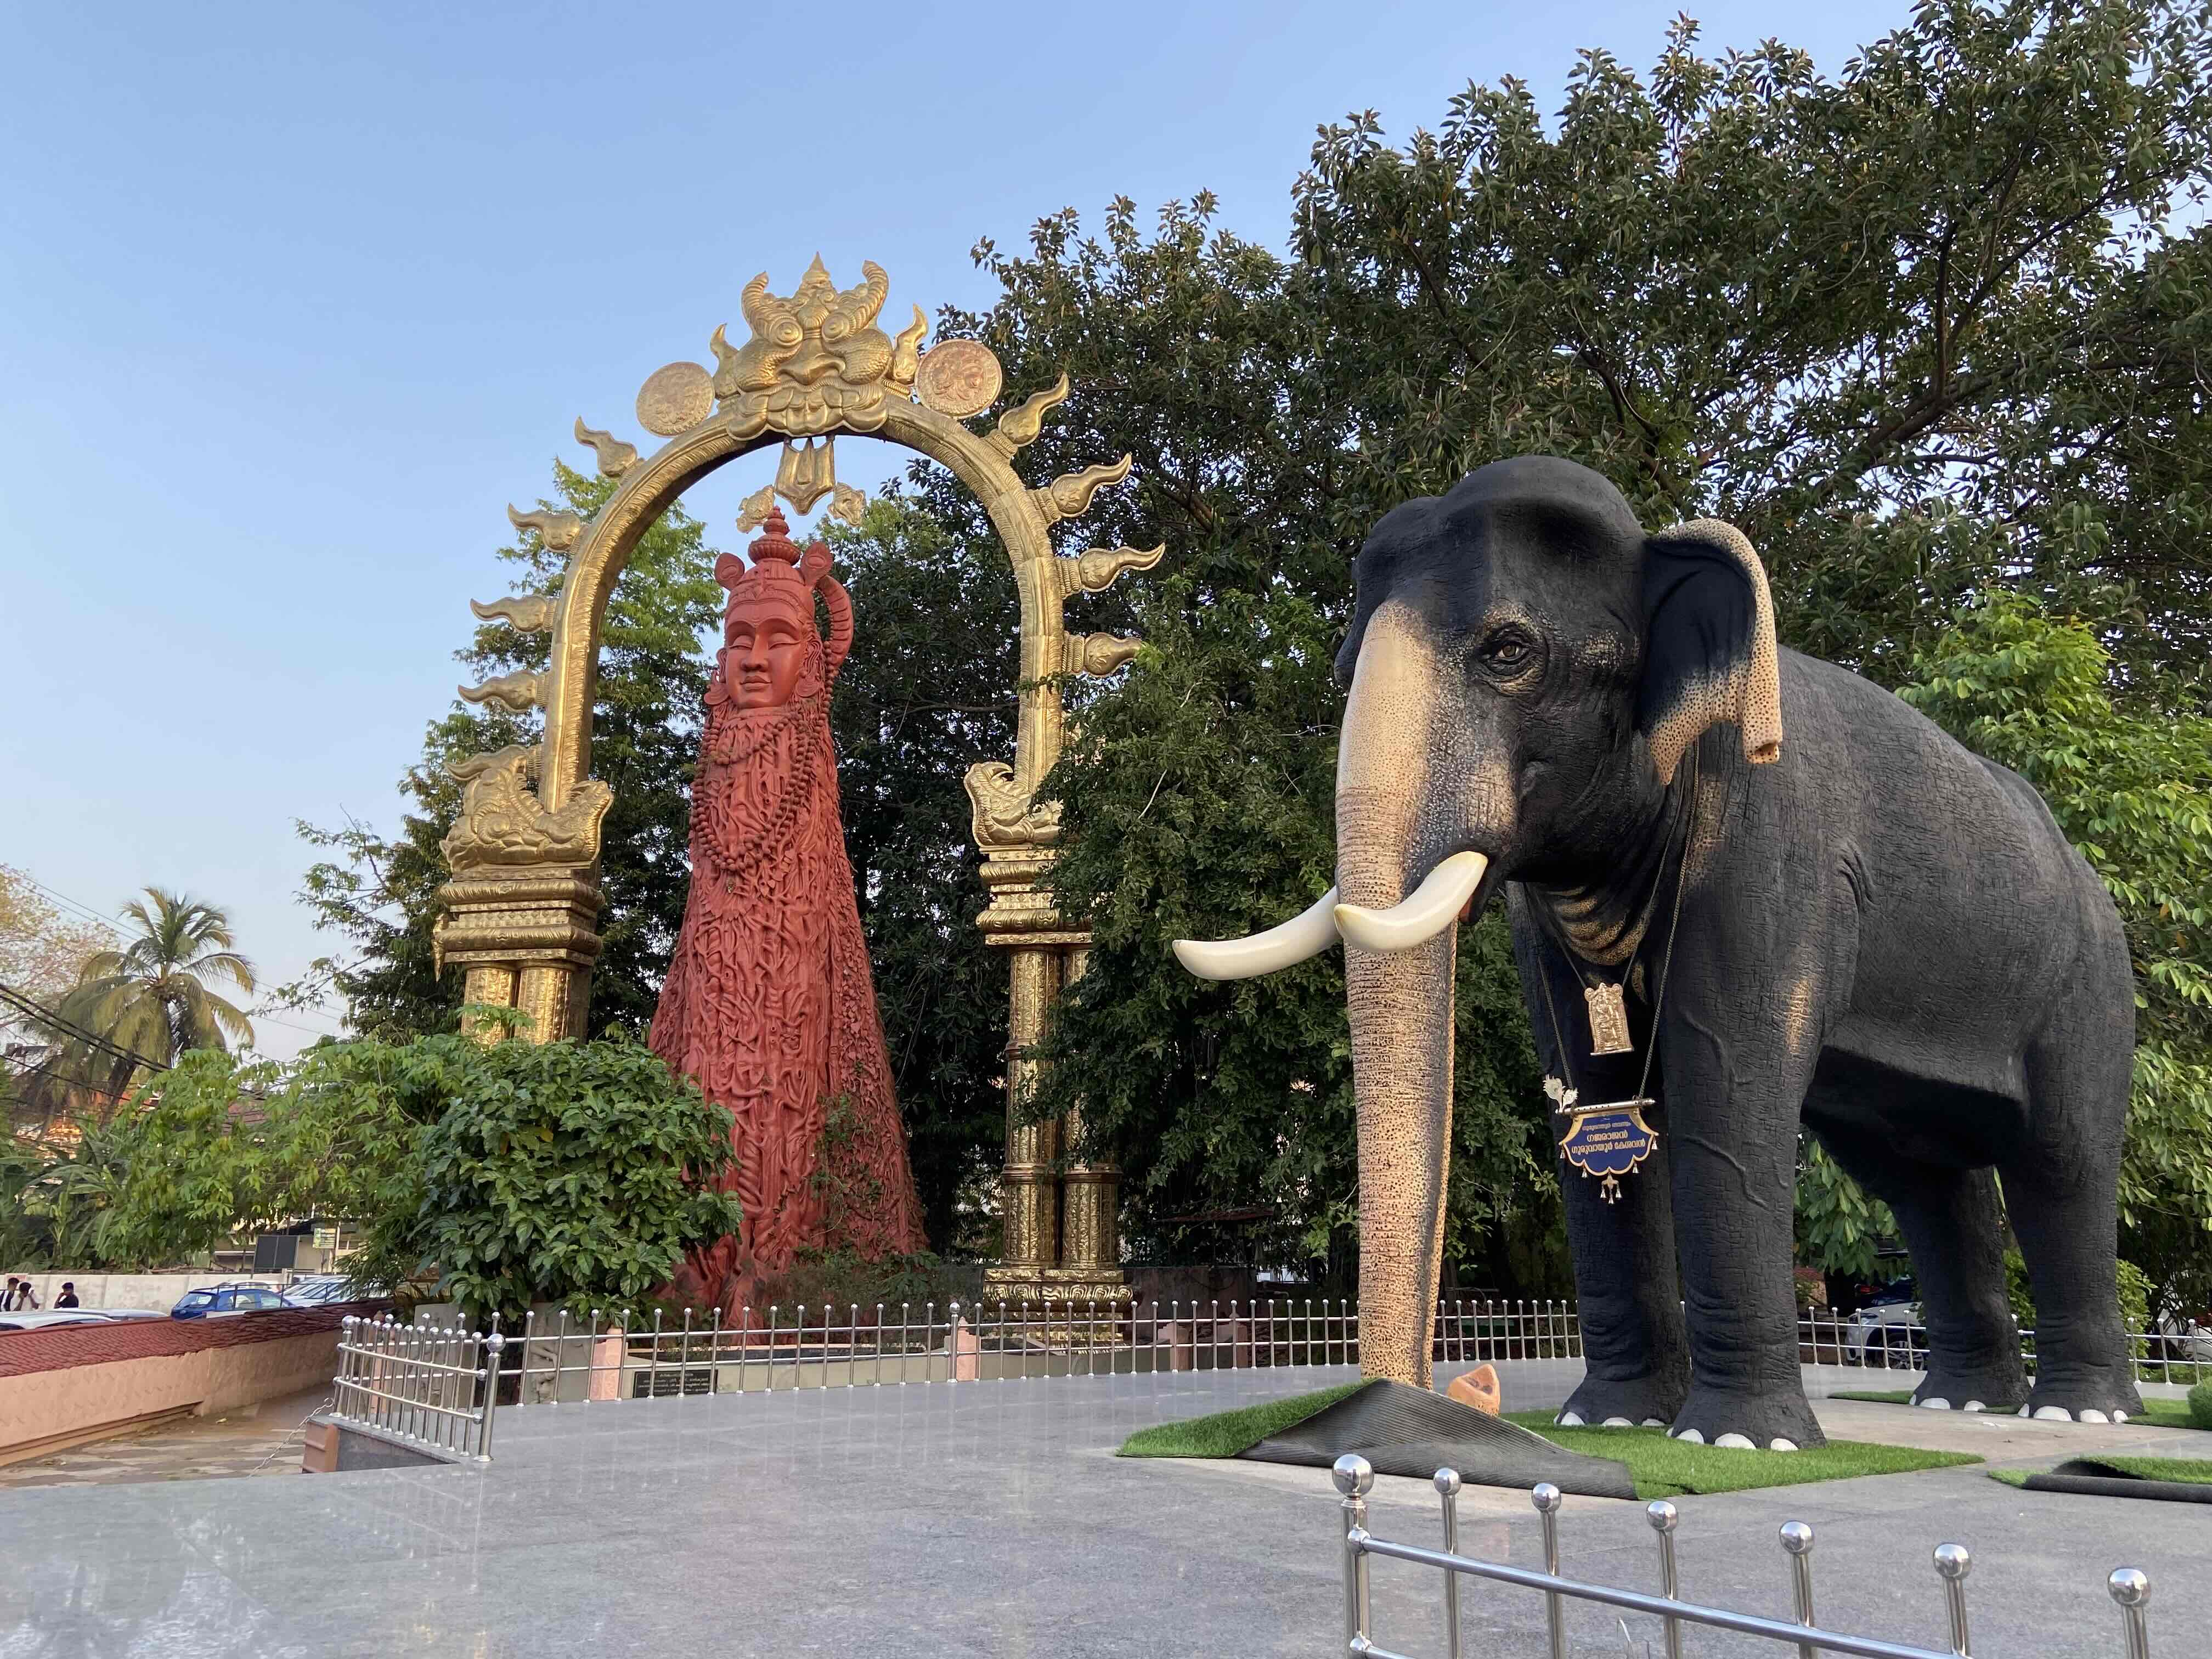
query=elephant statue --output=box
[1175,455,2139,1451]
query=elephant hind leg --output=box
[2002,978,2141,1422]
[1811,1121,2026,1411]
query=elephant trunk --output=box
[1340,870,1457,1387]
[1336,598,1461,1388]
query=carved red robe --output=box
[650,517,925,1315]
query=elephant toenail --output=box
[1713,1432,1756,1449]
[1917,1396,1950,1410]
[1769,1437,1798,1452]
[1601,1417,1633,1427]
[1674,1428,1705,1444]
[1963,1401,1985,1412]
[2113,1409,2128,1423]
[2033,1406,2073,1421]
[1641,1418,1666,1427]
[1556,1411,1585,1426]
[2079,1409,2109,1423]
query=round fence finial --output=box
[1332,1453,1374,1497]
[1780,1521,1815,1556]
[1433,1468,1462,1496]
[2108,1567,2151,1608]
[1933,1543,1971,1581]
[1531,1482,1562,1514]
[1646,1499,1678,1532]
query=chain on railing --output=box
[1330,1453,2155,1659]
[332,1314,504,1462]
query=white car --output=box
[0,1311,115,1333]
[1844,1301,1929,1366]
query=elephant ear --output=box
[1637,518,1782,786]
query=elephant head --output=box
[1174,456,1781,1385]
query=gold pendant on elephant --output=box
[1585,982,1633,1056]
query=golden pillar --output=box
[428,261,1158,1302]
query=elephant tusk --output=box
[1334,851,1491,953]
[1173,888,1342,980]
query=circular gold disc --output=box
[635,362,715,436]
[915,338,1003,418]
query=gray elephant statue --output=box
[1176,455,2139,1451]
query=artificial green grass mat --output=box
[1991,1455,2212,1490]
[1118,1383,1363,1459]
[1115,1387,1976,1500]
[1497,1410,1978,1499]
[1833,1389,2203,1430]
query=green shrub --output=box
[2189,1381,2212,1430]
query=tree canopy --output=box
[914,0,2212,1290]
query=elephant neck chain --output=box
[1538,748,1699,1085]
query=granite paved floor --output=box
[0,1386,334,1491]
[0,1362,2200,1658]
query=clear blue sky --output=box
[0,1,1908,1056]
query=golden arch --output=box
[431,257,1159,1306]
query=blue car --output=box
[170,1284,302,1319]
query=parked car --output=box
[283,1274,375,1305]
[0,1312,114,1333]
[170,1283,303,1319]
[1844,1297,1930,1365]
[90,1309,169,1322]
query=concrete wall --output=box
[0,1306,360,1467]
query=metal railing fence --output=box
[332,1315,505,1462]
[500,1297,1585,1404]
[1330,1454,2157,1659]
[323,1299,2200,1455]
[1795,1309,2211,1390]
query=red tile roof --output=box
[0,1302,387,1379]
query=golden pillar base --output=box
[432,868,605,1043]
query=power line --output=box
[0,981,171,1076]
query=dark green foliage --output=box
[824,499,1020,1255]
[2189,1381,2212,1429]
[374,1026,745,1327]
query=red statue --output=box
[650,510,926,1314]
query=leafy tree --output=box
[823,498,1019,1254]
[0,866,110,1006]
[1900,596,2212,1324]
[922,0,2212,1286]
[40,889,253,1110]
[89,1024,746,1323]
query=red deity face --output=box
[719,589,815,709]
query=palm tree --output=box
[45,889,256,1107]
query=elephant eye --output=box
[1477,632,1537,673]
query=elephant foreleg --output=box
[1511,907,1689,1426]
[1663,1001,1826,1450]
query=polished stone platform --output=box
[0,1362,2202,1658]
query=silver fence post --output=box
[1434,1468,1462,1659]
[1647,1499,1683,1659]
[475,1331,505,1461]
[1334,1454,1374,1656]
[1932,1543,1971,1655]
[2109,1568,2151,1659]
[517,1309,537,1407]
[1781,1521,1816,1659]
[1533,1482,1565,1659]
